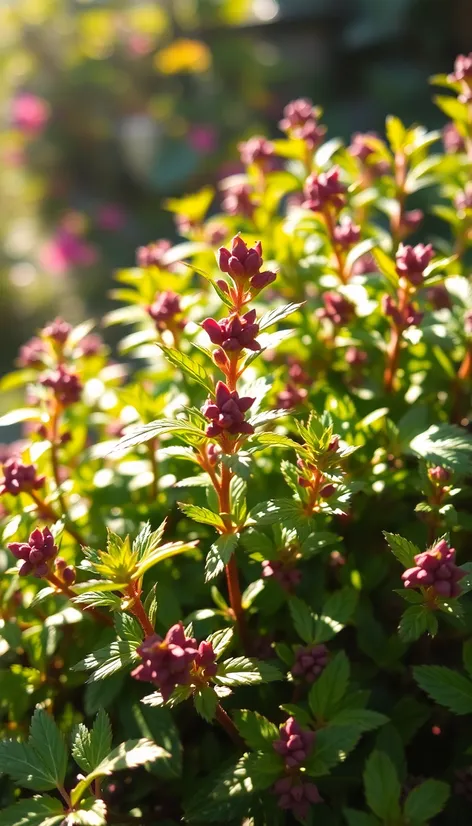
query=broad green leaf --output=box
[409,425,472,474]
[29,708,68,788]
[214,657,282,686]
[308,651,350,722]
[64,797,107,825]
[383,533,419,567]
[133,540,197,580]
[0,740,59,791]
[386,115,406,152]
[433,95,469,122]
[233,710,278,751]
[289,597,316,644]
[363,750,401,821]
[0,408,43,427]
[157,345,213,393]
[398,605,438,642]
[314,588,358,643]
[178,503,226,530]
[193,686,218,722]
[343,809,380,826]
[306,725,361,776]
[413,665,472,714]
[72,710,112,774]
[71,739,170,806]
[404,779,450,824]
[463,640,472,679]
[73,641,140,682]
[329,709,388,734]
[0,795,65,826]
[205,534,238,582]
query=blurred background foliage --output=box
[0,0,471,373]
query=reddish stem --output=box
[128,581,155,637]
[218,461,248,649]
[384,286,408,393]
[215,703,244,747]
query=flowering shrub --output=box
[2,57,472,826]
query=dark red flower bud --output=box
[62,565,76,585]
[320,484,336,498]
[147,291,185,332]
[42,318,72,344]
[202,310,260,353]
[195,641,218,677]
[8,526,58,577]
[318,291,355,326]
[333,216,361,249]
[448,53,472,83]
[402,539,465,599]
[238,136,274,166]
[401,209,424,234]
[328,436,340,452]
[0,458,45,497]
[250,270,277,291]
[279,99,326,149]
[221,182,254,218]
[302,167,346,213]
[212,347,229,369]
[396,243,433,286]
[273,717,316,768]
[40,365,82,406]
[345,346,368,367]
[261,560,301,590]
[136,239,171,269]
[443,123,465,154]
[202,381,255,438]
[273,775,322,820]
[426,284,451,310]
[76,334,103,358]
[131,622,199,701]
[428,466,450,484]
[455,186,472,212]
[276,383,307,410]
[349,131,378,162]
[17,336,47,368]
[292,643,329,682]
[352,253,378,276]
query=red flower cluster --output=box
[8,527,58,577]
[279,98,326,149]
[333,216,361,249]
[221,182,254,218]
[136,239,171,269]
[0,458,45,497]
[76,334,104,358]
[318,291,355,326]
[238,136,274,167]
[395,243,433,286]
[292,643,329,683]
[443,123,465,154]
[202,381,255,438]
[273,716,316,768]
[147,291,185,333]
[55,556,76,585]
[18,336,47,368]
[217,236,276,292]
[132,623,217,701]
[273,776,322,820]
[382,295,423,328]
[349,132,390,176]
[402,539,465,599]
[40,365,82,406]
[302,167,346,213]
[202,310,260,353]
[42,318,72,344]
[261,559,301,590]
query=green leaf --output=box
[404,779,450,824]
[410,425,472,474]
[258,302,304,331]
[72,710,112,774]
[111,419,205,455]
[308,651,350,722]
[306,725,361,776]
[398,605,438,642]
[363,750,401,821]
[29,708,68,788]
[114,613,143,645]
[433,95,469,122]
[343,809,380,826]
[214,657,282,686]
[71,739,170,807]
[194,686,218,722]
[289,597,316,644]
[413,665,472,714]
[0,408,42,427]
[383,533,419,567]
[329,709,388,735]
[157,345,213,393]
[131,703,182,780]
[205,534,238,582]
[64,798,107,825]
[463,640,472,679]
[178,502,226,530]
[241,578,265,609]
[73,641,140,681]
[206,627,234,659]
[314,588,358,643]
[386,115,406,152]
[233,710,279,751]
[0,795,65,826]
[0,741,58,792]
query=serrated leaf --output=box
[343,808,380,826]
[413,665,472,714]
[157,345,213,393]
[308,651,350,722]
[29,708,68,788]
[72,710,112,774]
[289,597,316,644]
[71,739,170,807]
[233,710,278,751]
[306,725,361,776]
[314,588,358,643]
[0,739,61,792]
[194,686,218,722]
[398,605,438,642]
[404,779,449,824]
[110,419,205,455]
[329,709,388,734]
[64,797,107,826]
[205,534,238,582]
[383,533,419,567]
[73,641,140,682]
[178,502,226,530]
[214,657,282,686]
[410,425,472,474]
[206,627,234,658]
[0,795,65,826]
[364,750,401,821]
[257,302,304,331]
